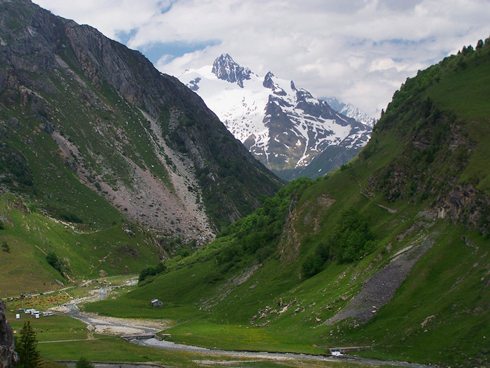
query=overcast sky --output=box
[34,0,490,116]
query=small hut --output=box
[150,298,163,308]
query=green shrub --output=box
[216,245,241,265]
[76,357,94,368]
[302,251,326,279]
[331,209,375,263]
[138,262,167,284]
[46,251,68,276]
[58,212,83,224]
[302,209,375,278]
[1,241,9,253]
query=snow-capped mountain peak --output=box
[211,53,252,88]
[181,54,373,179]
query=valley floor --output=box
[5,276,429,368]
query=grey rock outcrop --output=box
[0,300,18,368]
[263,71,275,89]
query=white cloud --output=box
[33,0,490,116]
[33,0,168,40]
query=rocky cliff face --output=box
[0,0,281,237]
[0,301,18,368]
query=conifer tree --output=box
[17,321,40,368]
[76,357,95,368]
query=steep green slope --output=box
[88,40,490,367]
[0,193,161,296]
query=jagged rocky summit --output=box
[181,54,374,179]
[211,53,252,88]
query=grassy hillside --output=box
[0,193,161,296]
[87,40,490,367]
